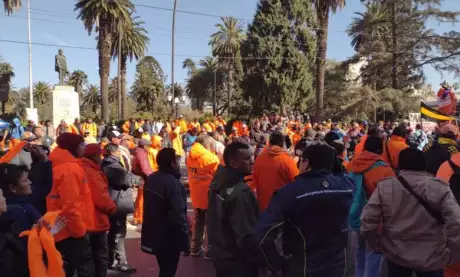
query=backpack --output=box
[448,159,460,203]
[348,161,386,230]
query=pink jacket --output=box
[361,170,460,270]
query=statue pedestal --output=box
[43,85,80,129]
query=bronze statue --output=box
[55,49,68,85]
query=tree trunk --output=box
[391,1,398,89]
[227,60,234,118]
[121,55,127,119]
[315,2,330,122]
[99,23,111,122]
[1,101,5,115]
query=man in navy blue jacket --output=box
[254,142,355,277]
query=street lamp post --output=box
[171,0,177,115]
[168,94,186,119]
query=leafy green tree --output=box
[313,0,346,120]
[109,77,118,102]
[74,0,134,122]
[241,0,316,115]
[130,56,166,116]
[209,16,246,116]
[112,14,149,119]
[3,0,20,15]
[68,70,88,96]
[82,84,101,114]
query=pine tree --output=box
[241,0,316,115]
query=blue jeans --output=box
[354,231,383,277]
[387,259,443,277]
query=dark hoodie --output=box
[207,166,259,274]
[0,217,29,277]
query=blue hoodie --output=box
[10,118,24,139]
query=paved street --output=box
[107,228,215,277]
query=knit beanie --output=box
[56,133,84,155]
[84,143,102,157]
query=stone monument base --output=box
[43,85,80,129]
[25,108,38,124]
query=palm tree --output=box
[82,84,101,113]
[0,60,14,114]
[33,81,51,106]
[209,16,245,117]
[75,0,134,122]
[68,70,88,96]
[347,2,390,52]
[112,15,149,119]
[199,56,219,70]
[108,77,118,102]
[3,0,21,15]
[182,58,196,76]
[313,0,346,121]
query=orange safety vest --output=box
[19,211,65,277]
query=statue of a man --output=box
[55,49,68,85]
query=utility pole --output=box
[27,0,33,108]
[117,27,122,118]
[171,0,177,116]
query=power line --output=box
[0,38,330,60]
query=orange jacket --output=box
[437,152,460,182]
[202,121,215,133]
[175,119,188,134]
[148,135,163,171]
[81,157,116,232]
[70,124,81,135]
[81,122,97,137]
[354,134,367,158]
[348,151,395,197]
[188,121,200,131]
[19,211,65,277]
[381,135,409,169]
[186,143,220,209]
[122,121,139,134]
[215,118,227,128]
[170,126,184,157]
[437,87,457,115]
[253,145,299,211]
[46,147,95,242]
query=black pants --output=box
[156,251,181,277]
[89,232,109,277]
[56,234,95,277]
[108,214,128,266]
[387,260,444,277]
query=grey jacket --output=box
[361,170,460,270]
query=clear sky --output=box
[0,0,458,92]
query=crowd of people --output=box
[2,112,460,277]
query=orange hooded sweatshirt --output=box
[381,135,408,169]
[81,157,116,232]
[186,143,220,209]
[347,151,395,197]
[46,147,95,242]
[253,145,299,211]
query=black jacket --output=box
[207,166,259,269]
[0,217,29,277]
[254,169,354,276]
[141,170,189,255]
[102,155,141,215]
